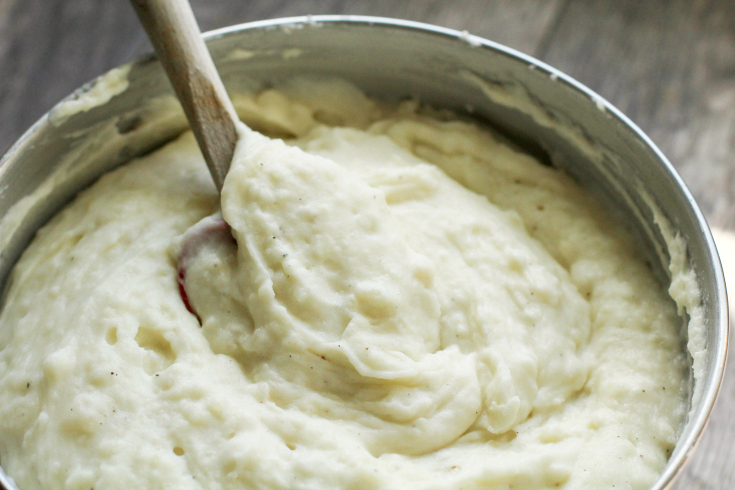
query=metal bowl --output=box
[0,16,728,490]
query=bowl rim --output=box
[0,15,728,490]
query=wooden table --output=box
[0,1,733,488]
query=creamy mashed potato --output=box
[0,79,691,489]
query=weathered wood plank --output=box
[535,0,735,229]
[190,0,564,54]
[0,0,145,153]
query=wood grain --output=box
[0,1,733,488]
[130,0,238,191]
[536,0,735,231]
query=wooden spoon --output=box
[130,0,240,321]
[130,0,238,192]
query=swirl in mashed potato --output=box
[0,79,690,489]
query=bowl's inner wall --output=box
[0,18,725,490]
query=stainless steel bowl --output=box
[0,16,728,490]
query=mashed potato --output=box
[0,80,691,489]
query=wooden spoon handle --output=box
[130,0,238,192]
